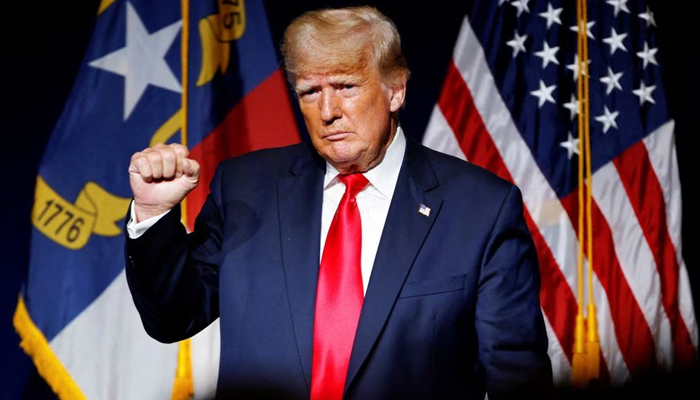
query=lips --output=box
[324,132,350,140]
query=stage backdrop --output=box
[2,1,698,399]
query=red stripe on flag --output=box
[186,69,301,226]
[613,140,696,370]
[560,188,659,378]
[438,63,508,179]
[437,60,577,363]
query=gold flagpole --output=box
[171,0,194,399]
[572,0,600,388]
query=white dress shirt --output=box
[127,127,407,295]
[321,128,405,294]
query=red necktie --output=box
[311,173,369,400]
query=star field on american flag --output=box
[493,0,666,198]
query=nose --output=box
[319,88,341,123]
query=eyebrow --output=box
[295,74,363,94]
[294,82,316,94]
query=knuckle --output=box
[173,143,189,158]
[145,151,161,163]
[161,149,176,162]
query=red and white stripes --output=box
[422,15,697,386]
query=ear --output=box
[388,80,407,112]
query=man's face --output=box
[294,63,405,174]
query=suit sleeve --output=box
[475,184,553,399]
[124,167,225,344]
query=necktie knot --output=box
[338,173,369,199]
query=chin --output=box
[328,157,364,173]
[325,146,356,163]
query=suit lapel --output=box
[277,148,325,389]
[345,139,443,393]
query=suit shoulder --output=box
[415,144,526,227]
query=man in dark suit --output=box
[125,5,552,400]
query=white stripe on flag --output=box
[191,319,221,400]
[541,311,573,386]
[51,270,179,400]
[592,279,630,386]
[422,105,467,162]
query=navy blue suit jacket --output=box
[125,136,553,399]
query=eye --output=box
[337,84,357,97]
[298,88,319,101]
[336,83,357,91]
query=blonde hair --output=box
[280,5,410,88]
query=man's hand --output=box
[128,143,200,222]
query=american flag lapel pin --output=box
[418,203,431,217]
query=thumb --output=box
[182,158,201,180]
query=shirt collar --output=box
[323,126,406,200]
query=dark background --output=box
[2,1,697,399]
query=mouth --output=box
[324,132,350,141]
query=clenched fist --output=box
[128,143,201,222]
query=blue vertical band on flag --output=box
[25,0,181,342]
[17,1,186,399]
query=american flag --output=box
[422,0,697,386]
